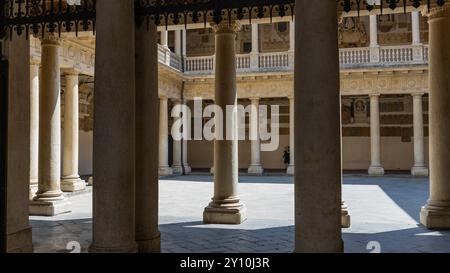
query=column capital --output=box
[62,68,80,76]
[427,4,450,20]
[30,59,40,66]
[288,95,294,100]
[249,96,260,102]
[369,93,381,98]
[159,95,168,100]
[211,21,241,34]
[40,33,62,47]
[411,92,425,97]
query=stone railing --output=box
[183,44,429,75]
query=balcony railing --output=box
[174,44,429,75]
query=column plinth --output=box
[204,21,246,225]
[420,5,450,229]
[30,34,71,216]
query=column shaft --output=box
[412,11,422,45]
[90,0,137,253]
[368,94,384,176]
[287,96,294,175]
[159,97,173,176]
[370,15,378,47]
[175,30,181,55]
[30,35,71,216]
[135,20,161,252]
[204,22,246,225]
[61,73,86,192]
[248,98,263,175]
[420,5,450,229]
[172,101,183,174]
[411,94,428,176]
[160,31,168,48]
[29,63,39,200]
[294,0,342,253]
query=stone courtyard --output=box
[30,174,450,253]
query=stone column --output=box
[368,94,384,176]
[30,35,71,216]
[250,24,259,70]
[204,21,246,225]
[183,139,192,173]
[411,93,428,176]
[89,0,137,253]
[420,5,450,229]
[159,97,173,176]
[294,0,342,253]
[248,97,263,175]
[160,31,168,48]
[288,20,295,68]
[135,20,161,252]
[412,11,422,45]
[369,15,380,63]
[29,62,39,200]
[182,30,187,57]
[61,72,86,192]
[172,100,183,174]
[287,96,295,175]
[175,30,181,55]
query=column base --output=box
[368,165,384,176]
[184,164,192,174]
[172,165,183,175]
[203,199,247,225]
[341,202,351,228]
[159,166,173,176]
[88,177,93,186]
[29,182,38,200]
[210,167,214,175]
[286,165,295,175]
[61,177,86,192]
[137,233,161,253]
[29,198,72,216]
[411,166,429,176]
[420,203,450,229]
[248,164,264,175]
[89,243,138,253]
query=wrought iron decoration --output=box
[0,0,447,40]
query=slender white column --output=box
[250,24,259,69]
[370,15,378,47]
[368,94,384,176]
[411,93,428,176]
[204,21,246,225]
[251,24,259,54]
[183,139,191,173]
[412,11,422,45]
[159,97,173,176]
[420,4,450,229]
[289,20,295,52]
[287,96,295,175]
[248,97,263,175]
[160,31,168,48]
[172,100,183,174]
[30,34,71,216]
[182,30,187,57]
[295,0,342,252]
[90,0,137,253]
[61,72,86,192]
[29,62,39,200]
[175,30,181,55]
